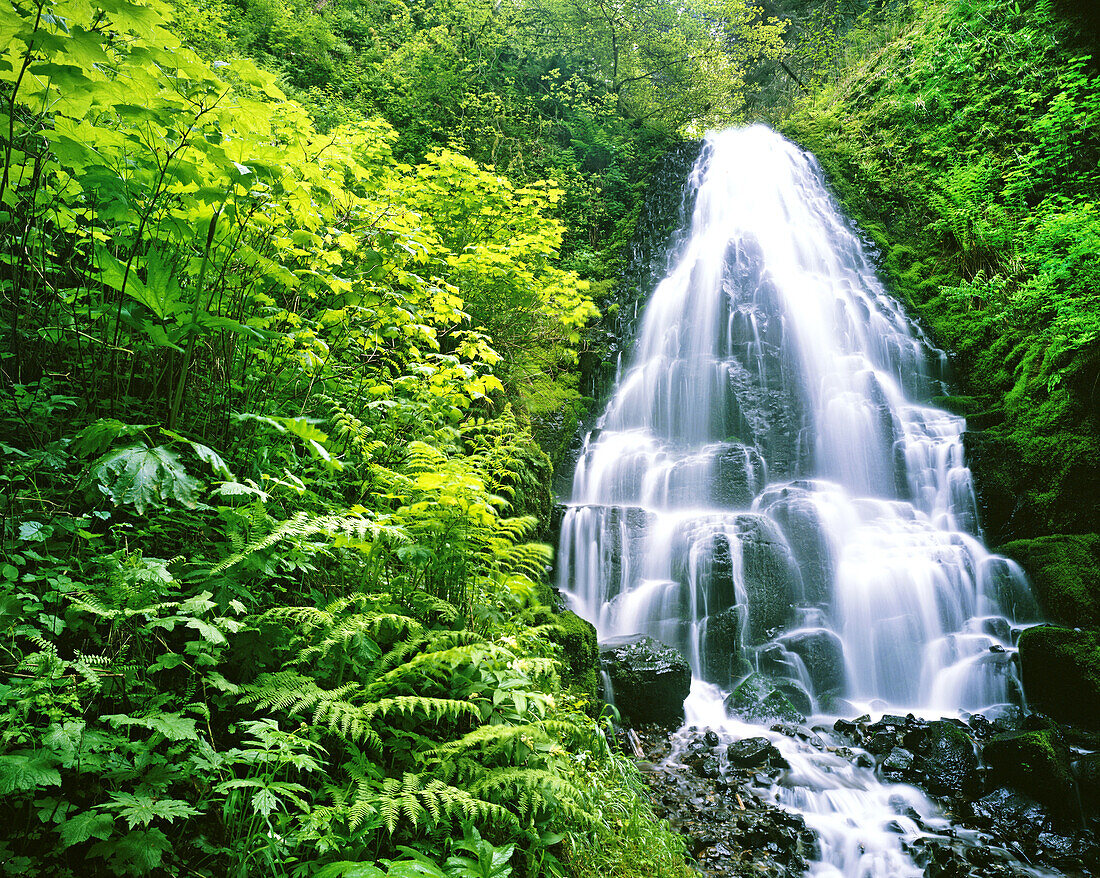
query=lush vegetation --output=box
[5,0,1100,870]
[0,0,789,870]
[778,0,1100,545]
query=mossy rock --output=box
[929,395,982,417]
[599,634,691,727]
[524,607,599,707]
[998,534,1100,629]
[913,720,980,799]
[723,673,806,724]
[982,729,1074,816]
[1018,625,1100,729]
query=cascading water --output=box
[557,126,1050,876]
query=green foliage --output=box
[0,0,712,874]
[998,533,1100,628]
[780,0,1100,541]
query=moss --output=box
[929,395,982,417]
[1018,625,1100,729]
[525,606,600,708]
[554,610,600,705]
[983,729,1075,816]
[998,534,1100,628]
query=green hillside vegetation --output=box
[776,0,1100,728]
[779,0,1100,546]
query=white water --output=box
[557,126,1050,876]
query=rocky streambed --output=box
[621,708,1100,878]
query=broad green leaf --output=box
[313,864,388,878]
[0,751,61,794]
[88,444,201,514]
[104,792,199,828]
[104,711,199,742]
[58,811,115,847]
[90,828,170,873]
[73,419,152,457]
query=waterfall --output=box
[557,126,1048,876]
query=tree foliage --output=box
[0,0,700,874]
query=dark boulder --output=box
[971,786,1050,841]
[881,747,915,779]
[711,443,767,508]
[911,719,980,798]
[599,634,691,727]
[758,489,835,605]
[1075,752,1100,814]
[726,736,788,770]
[1018,625,1100,729]
[700,605,748,685]
[982,729,1075,816]
[738,516,801,641]
[777,628,846,697]
[724,673,806,724]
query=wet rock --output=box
[599,634,691,727]
[712,444,767,508]
[971,786,1050,842]
[701,605,748,685]
[912,720,980,798]
[738,517,801,641]
[694,755,721,779]
[832,717,860,741]
[704,729,720,747]
[882,747,915,778]
[1018,625,1100,729]
[756,489,834,605]
[726,736,786,770]
[1075,751,1100,813]
[777,628,846,697]
[724,673,806,724]
[982,729,1074,815]
[866,729,899,755]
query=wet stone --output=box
[727,736,785,769]
[866,730,898,754]
[881,747,915,778]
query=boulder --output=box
[778,628,846,697]
[700,605,748,685]
[881,747,915,779]
[724,673,806,724]
[759,490,835,605]
[711,443,766,508]
[912,719,979,798]
[738,516,801,641]
[998,533,1100,628]
[1018,625,1100,729]
[1074,752,1100,814]
[599,634,691,727]
[697,532,737,613]
[726,736,788,770]
[983,730,1075,815]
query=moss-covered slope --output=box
[778,0,1100,546]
